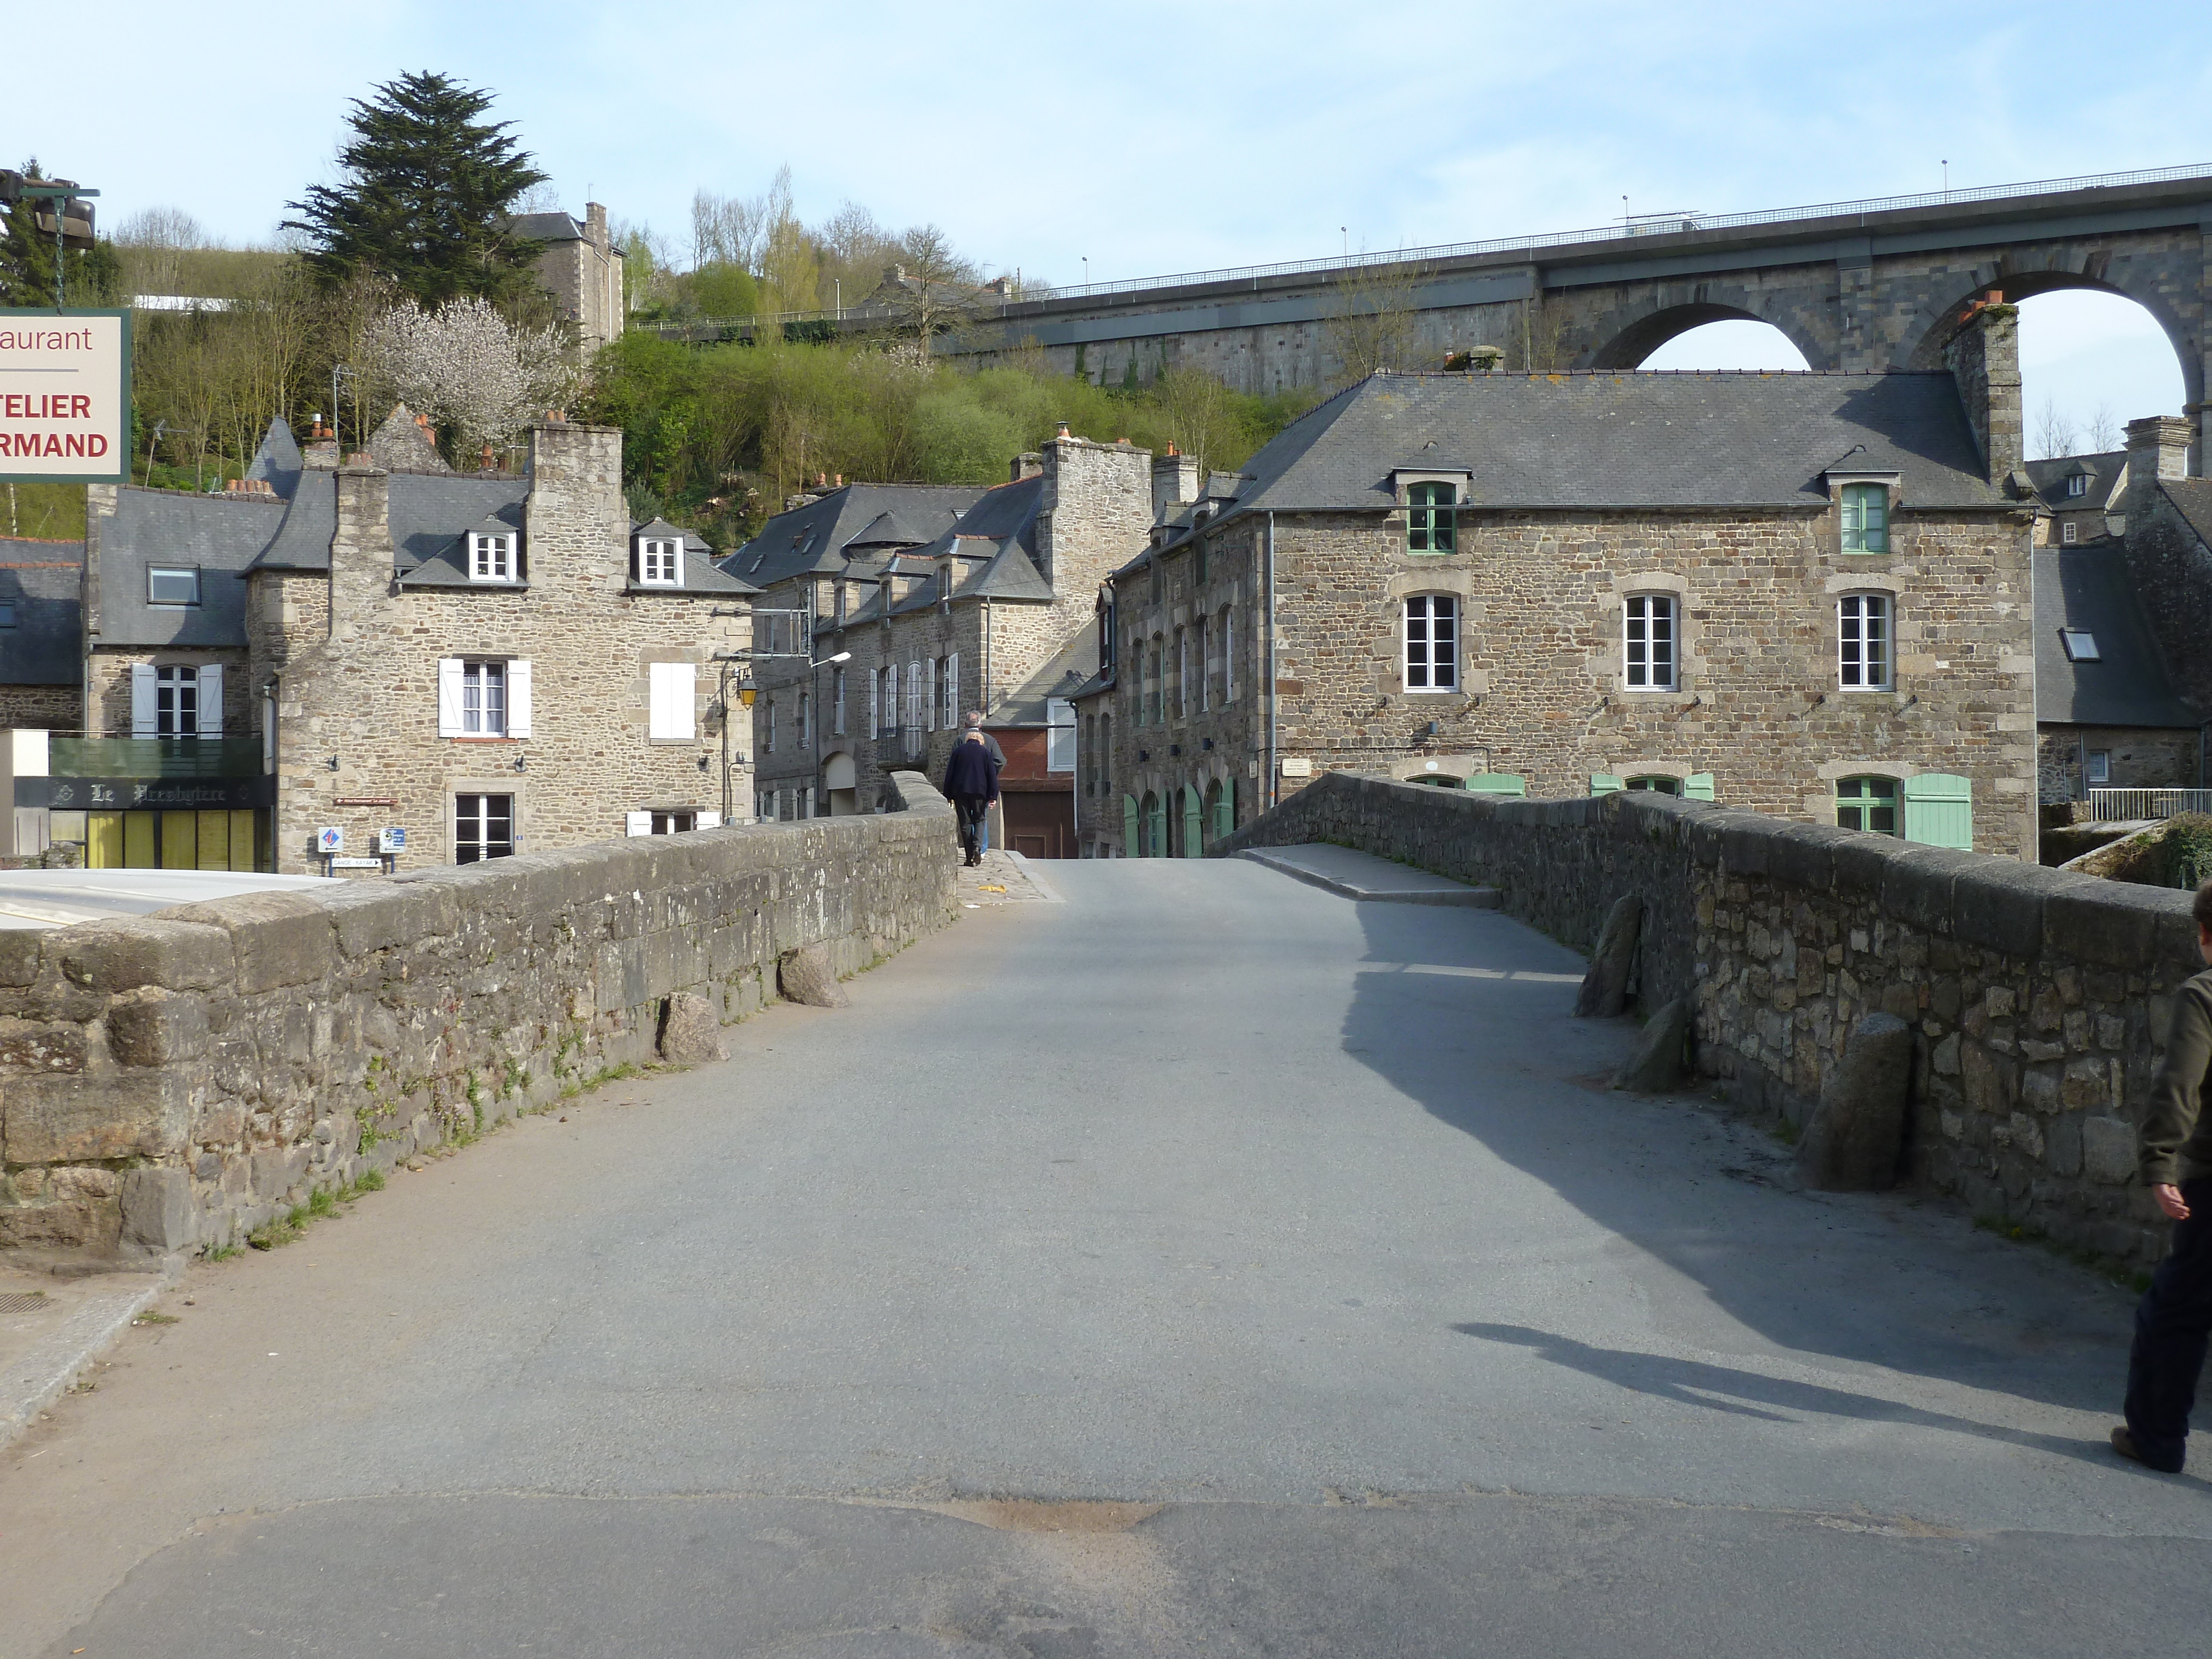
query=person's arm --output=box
[2140,980,2212,1188]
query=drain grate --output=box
[0,1291,53,1314]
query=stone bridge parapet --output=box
[1219,771,2199,1264]
[0,774,958,1261]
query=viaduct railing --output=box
[1218,771,2198,1265]
[2086,787,2212,823]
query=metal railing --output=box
[46,734,264,779]
[2085,786,2212,823]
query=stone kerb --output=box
[1217,770,2198,1264]
[0,772,959,1262]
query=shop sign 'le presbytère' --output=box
[0,308,131,481]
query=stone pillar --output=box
[1152,450,1201,518]
[527,422,623,572]
[1942,303,2022,486]
[2123,415,2194,529]
[1832,241,1877,371]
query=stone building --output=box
[1,536,84,731]
[1076,305,2044,860]
[727,434,1155,841]
[722,482,982,821]
[2032,544,2199,801]
[513,204,625,351]
[6,411,751,873]
[2025,449,2127,547]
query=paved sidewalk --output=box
[1,1267,168,1449]
[1239,841,1501,905]
[956,847,1063,905]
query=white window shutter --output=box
[948,652,959,722]
[624,810,652,837]
[648,661,695,740]
[507,659,533,737]
[196,663,224,737]
[130,664,157,736]
[697,810,722,830]
[436,658,465,738]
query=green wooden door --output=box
[1181,785,1203,857]
[1122,793,1139,858]
[1213,778,1236,843]
[1903,773,1973,849]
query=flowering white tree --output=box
[361,296,585,455]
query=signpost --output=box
[1,307,131,484]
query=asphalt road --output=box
[3,856,2203,1657]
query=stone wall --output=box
[1218,769,2200,1264]
[0,773,959,1260]
[2038,725,2202,802]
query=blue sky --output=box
[9,0,2206,440]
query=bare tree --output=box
[2033,396,2079,460]
[1323,260,1427,385]
[872,224,981,342]
[1156,363,1236,477]
[2086,401,2122,451]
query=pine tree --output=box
[284,73,548,305]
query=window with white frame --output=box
[469,533,516,582]
[2060,521,2078,545]
[2065,473,2088,498]
[832,667,846,735]
[1202,614,1218,711]
[648,661,697,740]
[2086,749,2111,785]
[1150,637,1166,724]
[945,653,959,728]
[905,660,923,755]
[764,696,776,752]
[1047,698,1075,773]
[881,663,898,739]
[461,659,507,734]
[1222,607,1236,702]
[637,537,682,586]
[455,793,514,862]
[1176,627,1190,719]
[1623,594,1677,691]
[799,688,812,747]
[147,566,200,606]
[1404,594,1458,693]
[1838,593,1893,691]
[155,665,199,737]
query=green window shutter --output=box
[1589,774,1625,796]
[1840,486,1862,548]
[1122,793,1139,856]
[1466,772,1527,797]
[1214,778,1235,842]
[1862,485,1888,553]
[1902,772,1973,850]
[1181,785,1203,857]
[1682,773,1716,801]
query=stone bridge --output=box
[947,164,2212,467]
[4,771,2211,1654]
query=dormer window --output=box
[469,533,516,582]
[1406,481,1457,554]
[2065,473,2089,498]
[937,564,952,605]
[1839,482,1888,554]
[637,538,682,586]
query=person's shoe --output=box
[2111,1425,2185,1472]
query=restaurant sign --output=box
[1,308,131,483]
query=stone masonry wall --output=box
[0,773,959,1260]
[1218,769,2200,1265]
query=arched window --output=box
[1623,594,1678,691]
[1838,593,1893,691]
[1840,483,1888,554]
[1404,594,1458,692]
[1835,775,1899,836]
[1407,481,1457,554]
[1626,775,1681,795]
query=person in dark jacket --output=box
[963,711,1005,854]
[942,731,999,867]
[2114,879,2212,1473]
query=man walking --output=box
[963,711,1004,855]
[942,728,999,868]
[2113,880,2212,1473]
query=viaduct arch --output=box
[938,166,2212,472]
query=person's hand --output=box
[2153,1183,2192,1221]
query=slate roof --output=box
[249,471,337,572]
[721,484,983,589]
[2033,548,2199,729]
[1192,370,2007,531]
[508,211,591,244]
[0,539,84,685]
[992,627,1100,728]
[2162,479,2212,549]
[2025,450,2126,514]
[93,487,284,648]
[366,404,455,475]
[243,418,302,499]
[389,477,530,586]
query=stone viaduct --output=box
[943,165,2211,471]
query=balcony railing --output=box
[2085,787,2212,823]
[48,734,265,779]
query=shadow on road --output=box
[1337,899,2131,1415]
[1452,1323,2112,1469]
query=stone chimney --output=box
[1010,452,1044,483]
[1152,446,1201,518]
[2122,415,2194,531]
[328,462,394,646]
[1941,300,2022,486]
[1036,430,1152,608]
[526,421,624,581]
[585,201,609,254]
